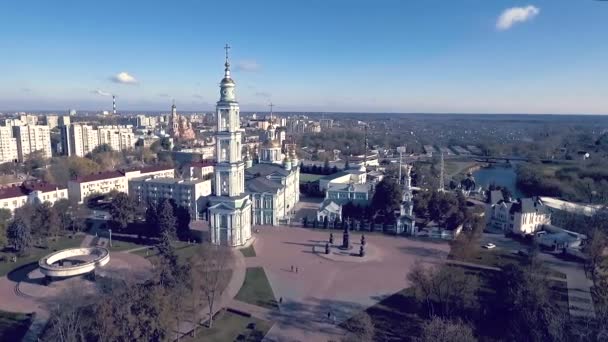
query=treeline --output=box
[516,162,608,203]
[299,162,340,175]
[1,199,86,257]
[108,193,191,241]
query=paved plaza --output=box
[237,226,450,342]
[0,251,152,317]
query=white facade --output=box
[12,125,52,161]
[486,195,551,236]
[67,167,175,203]
[98,125,135,151]
[0,184,68,212]
[246,162,300,226]
[208,46,253,247]
[319,169,367,191]
[61,124,100,157]
[0,126,18,163]
[129,177,212,219]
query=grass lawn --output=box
[450,248,567,279]
[299,173,324,183]
[235,267,278,310]
[0,311,33,341]
[184,309,272,342]
[108,239,151,252]
[240,245,256,258]
[132,241,199,263]
[0,235,84,277]
[444,161,479,177]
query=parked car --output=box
[482,243,496,249]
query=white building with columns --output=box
[208,45,253,247]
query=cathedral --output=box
[168,102,196,140]
[208,45,253,247]
[245,123,300,225]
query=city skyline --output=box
[1,0,608,114]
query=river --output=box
[472,163,524,199]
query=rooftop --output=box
[245,163,290,178]
[246,177,283,193]
[0,182,64,200]
[131,177,209,186]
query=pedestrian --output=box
[279,297,283,304]
[333,315,336,324]
[291,265,294,272]
[327,312,331,321]
[296,267,299,273]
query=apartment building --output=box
[129,177,212,219]
[0,182,68,212]
[98,125,135,151]
[12,125,52,161]
[68,165,175,203]
[0,126,18,163]
[61,124,100,157]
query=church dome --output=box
[221,77,235,85]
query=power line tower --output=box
[439,152,445,192]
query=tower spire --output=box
[224,43,231,78]
[269,102,274,123]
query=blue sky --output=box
[1,0,607,114]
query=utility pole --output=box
[364,123,368,169]
[439,152,445,192]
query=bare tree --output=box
[407,263,479,318]
[190,243,234,328]
[44,286,91,342]
[341,311,375,342]
[418,316,477,342]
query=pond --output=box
[472,163,524,199]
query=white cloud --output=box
[158,93,170,98]
[254,91,271,98]
[496,5,540,30]
[92,89,112,96]
[111,71,138,84]
[193,94,205,99]
[235,60,261,72]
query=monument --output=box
[342,220,350,249]
[39,247,110,280]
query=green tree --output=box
[173,203,191,241]
[0,208,11,248]
[157,199,177,240]
[109,193,137,231]
[91,143,113,154]
[145,204,159,237]
[42,202,60,239]
[160,137,172,150]
[7,217,32,254]
[371,178,402,220]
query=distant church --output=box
[168,102,195,140]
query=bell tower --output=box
[208,44,252,247]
